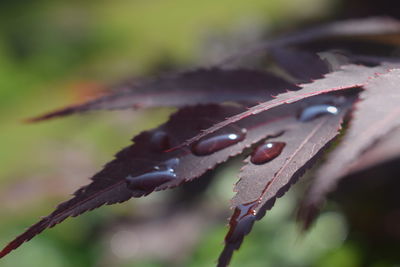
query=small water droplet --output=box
[163,158,180,169]
[299,104,339,122]
[226,202,257,243]
[251,142,286,165]
[150,131,171,151]
[191,130,246,156]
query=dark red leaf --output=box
[277,17,400,46]
[349,126,400,174]
[222,17,400,66]
[270,47,329,81]
[298,68,400,229]
[217,95,354,267]
[181,64,388,149]
[5,16,400,266]
[27,68,295,122]
[1,97,317,258]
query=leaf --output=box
[27,68,295,122]
[5,16,400,266]
[338,53,400,66]
[181,64,388,148]
[27,18,400,123]
[217,95,354,267]
[270,47,329,81]
[221,17,400,66]
[348,126,400,174]
[1,99,317,258]
[298,68,400,229]
[277,16,400,46]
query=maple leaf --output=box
[0,98,322,258]
[180,64,389,148]
[269,47,329,81]
[221,16,400,67]
[28,68,295,122]
[348,126,400,174]
[2,16,400,267]
[298,69,400,229]
[218,95,355,267]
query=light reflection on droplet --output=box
[326,106,338,114]
[299,104,340,122]
[228,134,238,140]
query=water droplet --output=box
[299,104,339,122]
[163,158,180,172]
[126,171,176,191]
[126,158,179,191]
[150,131,171,151]
[191,130,246,156]
[250,142,286,165]
[226,202,257,243]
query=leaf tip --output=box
[24,106,77,123]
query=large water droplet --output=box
[150,131,171,151]
[126,158,179,191]
[250,142,286,165]
[226,202,257,243]
[191,130,246,156]
[126,171,176,191]
[299,104,339,122]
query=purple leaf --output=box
[4,16,400,266]
[298,68,400,229]
[349,126,400,174]
[27,68,295,122]
[181,64,388,149]
[222,17,400,66]
[276,17,400,46]
[270,47,329,81]
[1,99,315,258]
[217,95,354,267]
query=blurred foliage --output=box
[2,1,398,267]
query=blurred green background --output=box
[1,1,394,266]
